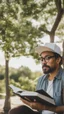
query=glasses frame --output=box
[40,55,55,62]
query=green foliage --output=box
[0,74,4,80]
[0,0,64,59]
[18,77,36,91]
[0,0,63,59]
[0,65,42,97]
[0,79,5,98]
[10,66,32,81]
[9,66,37,91]
[21,0,64,39]
[0,65,5,80]
[0,1,43,60]
[56,16,64,39]
[0,80,5,92]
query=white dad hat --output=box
[35,43,61,56]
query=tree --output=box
[21,0,64,42]
[21,0,64,65]
[0,0,64,112]
[0,1,42,113]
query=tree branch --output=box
[55,0,61,11]
[39,27,50,35]
[51,8,64,34]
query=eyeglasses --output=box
[40,55,55,62]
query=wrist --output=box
[44,105,56,112]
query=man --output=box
[8,43,64,114]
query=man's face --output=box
[40,51,59,74]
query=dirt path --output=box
[0,96,23,114]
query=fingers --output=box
[20,97,46,111]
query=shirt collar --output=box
[54,67,63,80]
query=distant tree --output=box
[0,65,5,80]
[9,66,39,91]
[0,74,4,80]
[18,66,32,78]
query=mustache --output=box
[42,64,50,68]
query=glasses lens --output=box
[40,56,55,62]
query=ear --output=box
[56,57,61,65]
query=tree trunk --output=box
[3,59,11,113]
[50,33,55,42]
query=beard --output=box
[42,64,56,74]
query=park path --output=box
[0,96,23,114]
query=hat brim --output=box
[35,46,55,55]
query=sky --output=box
[0,50,42,72]
[0,36,62,72]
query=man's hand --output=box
[20,98,64,112]
[20,97,46,111]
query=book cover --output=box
[9,84,56,106]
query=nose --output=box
[41,59,46,64]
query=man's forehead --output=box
[41,51,54,56]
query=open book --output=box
[9,84,56,106]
